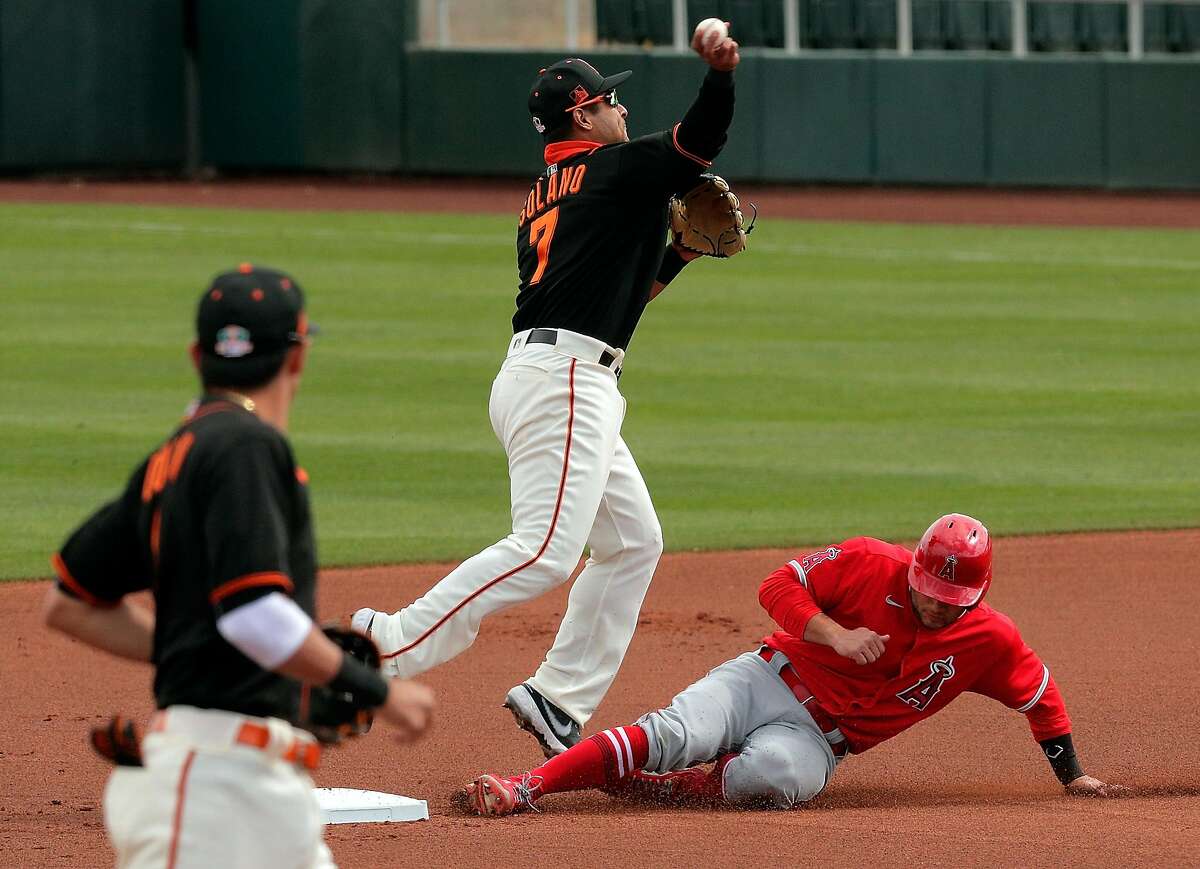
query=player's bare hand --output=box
[706,37,740,71]
[692,21,740,71]
[378,679,435,742]
[1065,775,1130,798]
[832,627,890,665]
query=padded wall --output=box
[0,0,185,168]
[1105,60,1200,189]
[196,0,410,170]
[1,6,1197,190]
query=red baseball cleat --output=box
[461,773,542,817]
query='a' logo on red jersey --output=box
[896,656,956,711]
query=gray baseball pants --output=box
[636,650,842,808]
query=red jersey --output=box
[759,537,1071,754]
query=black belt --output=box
[527,328,622,372]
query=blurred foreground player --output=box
[44,265,433,868]
[461,514,1124,815]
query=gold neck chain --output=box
[210,390,257,414]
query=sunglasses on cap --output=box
[567,90,619,111]
[286,313,316,346]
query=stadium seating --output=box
[593,0,1200,53]
[1028,2,1082,51]
[1078,3,1126,51]
[642,0,677,44]
[596,0,639,44]
[714,0,786,46]
[1142,3,1169,50]
[763,0,788,45]
[1168,4,1200,50]
[807,0,860,46]
[944,2,989,49]
[858,0,898,47]
[910,0,946,48]
[727,0,767,43]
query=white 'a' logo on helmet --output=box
[937,554,958,581]
[532,116,546,133]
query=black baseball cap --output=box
[196,263,313,387]
[528,58,632,136]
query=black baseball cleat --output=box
[503,683,581,758]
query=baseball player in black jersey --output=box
[43,265,433,868]
[355,27,741,758]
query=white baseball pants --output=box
[104,706,334,869]
[371,329,663,725]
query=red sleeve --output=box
[1024,677,1072,742]
[972,621,1072,742]
[758,564,823,638]
[758,544,851,639]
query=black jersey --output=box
[513,132,709,350]
[53,395,316,721]
[513,69,736,351]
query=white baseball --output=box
[694,17,728,51]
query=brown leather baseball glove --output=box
[669,173,755,258]
[298,625,383,745]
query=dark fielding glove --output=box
[669,173,756,258]
[90,715,144,767]
[299,626,383,745]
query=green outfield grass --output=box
[1,201,1197,580]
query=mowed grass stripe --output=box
[8,208,1200,271]
[1,202,1196,580]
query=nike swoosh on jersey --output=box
[885,595,904,608]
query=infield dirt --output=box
[3,529,1198,868]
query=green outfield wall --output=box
[1,3,1197,188]
[195,0,413,171]
[398,49,1200,189]
[0,0,185,169]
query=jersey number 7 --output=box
[529,207,559,285]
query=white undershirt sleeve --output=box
[216,591,313,670]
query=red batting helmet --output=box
[908,514,992,607]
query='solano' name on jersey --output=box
[512,129,711,350]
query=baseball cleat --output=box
[461,774,541,817]
[350,607,377,636]
[504,683,581,758]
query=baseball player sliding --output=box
[354,20,749,756]
[461,514,1126,815]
